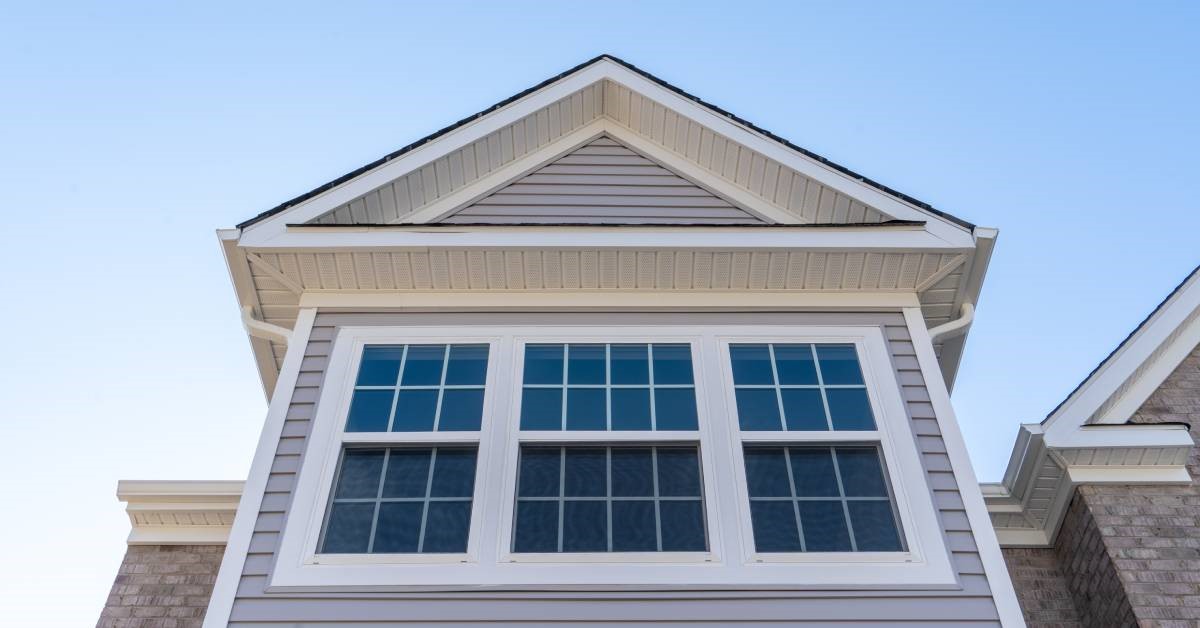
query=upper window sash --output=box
[346,344,490,433]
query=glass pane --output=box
[799,501,852,551]
[610,388,651,430]
[836,447,888,497]
[743,447,791,497]
[654,388,698,430]
[735,388,782,431]
[524,344,564,385]
[563,448,606,497]
[372,502,422,553]
[356,346,403,386]
[345,389,394,432]
[656,448,701,497]
[789,448,840,497]
[517,447,560,497]
[730,344,774,385]
[816,344,864,385]
[660,500,706,551]
[322,503,375,553]
[430,448,477,498]
[567,344,606,385]
[749,501,801,552]
[401,345,446,386]
[423,501,472,552]
[652,344,694,385]
[380,449,430,498]
[773,344,818,385]
[444,344,489,386]
[439,389,484,431]
[610,344,649,385]
[392,389,438,432]
[826,388,876,431]
[520,388,563,430]
[562,500,607,552]
[780,388,827,431]
[566,388,606,431]
[610,447,653,497]
[611,500,657,551]
[848,501,903,551]
[513,501,558,552]
[335,449,385,499]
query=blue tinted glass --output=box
[566,388,606,431]
[611,448,653,497]
[430,448,477,497]
[652,344,694,384]
[826,388,876,431]
[322,503,374,553]
[611,500,657,551]
[422,501,472,553]
[790,448,840,497]
[773,344,818,385]
[524,344,564,384]
[656,448,701,497]
[518,447,560,497]
[346,389,394,432]
[799,501,852,551]
[815,344,864,385]
[730,344,774,385]
[562,500,607,552]
[781,388,827,431]
[610,344,649,384]
[660,500,706,551]
[564,448,606,497]
[848,501,902,551]
[372,502,422,553]
[743,447,791,497]
[380,449,430,498]
[439,389,484,431]
[654,388,698,430]
[567,344,606,385]
[610,388,651,430]
[735,389,782,431]
[514,501,559,552]
[836,448,888,497]
[392,389,437,431]
[401,345,446,386]
[335,449,385,499]
[356,346,403,386]
[444,344,488,385]
[520,388,563,430]
[749,501,801,552]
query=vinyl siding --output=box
[229,312,1000,626]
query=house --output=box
[96,55,1193,628]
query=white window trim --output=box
[271,324,956,590]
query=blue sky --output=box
[2,2,1198,624]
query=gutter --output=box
[241,306,291,345]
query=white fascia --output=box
[118,480,244,546]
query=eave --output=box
[117,480,243,546]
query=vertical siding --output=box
[229,312,1000,626]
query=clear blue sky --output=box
[2,2,1197,624]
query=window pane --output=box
[372,502,422,553]
[611,388,651,430]
[346,389,394,432]
[392,389,437,432]
[564,448,606,497]
[789,448,840,497]
[514,501,559,552]
[848,501,903,551]
[826,388,876,431]
[430,448,477,498]
[423,501,472,552]
[735,388,782,431]
[799,501,852,552]
[815,344,864,385]
[611,448,653,497]
[380,449,430,498]
[524,344,564,384]
[610,344,649,384]
[401,345,446,386]
[444,344,489,385]
[743,447,791,497]
[567,344,606,385]
[566,388,606,430]
[439,389,484,431]
[520,388,562,430]
[656,448,701,497]
[773,344,818,385]
[335,449,385,499]
[322,503,375,553]
[654,388,698,430]
[730,344,774,385]
[660,500,706,551]
[780,388,827,431]
[562,501,607,552]
[517,447,560,497]
[652,344,694,385]
[836,447,889,497]
[356,346,403,386]
[611,500,656,551]
[749,501,801,552]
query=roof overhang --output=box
[117,480,243,545]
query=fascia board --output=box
[219,234,279,398]
[1044,423,1196,450]
[1094,304,1200,423]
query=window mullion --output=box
[780,445,806,552]
[810,344,834,431]
[651,446,662,551]
[365,449,391,554]
[384,346,409,433]
[647,344,657,430]
[416,448,439,553]
[828,447,858,552]
[560,345,568,431]
[431,345,451,431]
[766,344,786,431]
[557,447,566,552]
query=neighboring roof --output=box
[237,54,974,230]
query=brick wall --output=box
[1001,546,1084,627]
[96,544,224,628]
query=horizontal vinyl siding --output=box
[230,312,999,626]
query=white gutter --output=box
[928,302,975,343]
[241,306,292,345]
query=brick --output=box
[95,544,223,628]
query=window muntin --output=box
[730,343,874,431]
[348,344,489,432]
